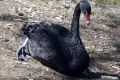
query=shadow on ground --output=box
[0,14,28,22]
[113,41,120,53]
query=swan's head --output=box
[80,1,91,25]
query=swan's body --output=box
[17,0,91,76]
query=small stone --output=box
[6,23,12,26]
[23,7,32,13]
[46,68,49,72]
[18,13,24,16]
[44,6,49,10]
[27,78,34,80]
[4,39,9,42]
[30,4,36,7]
[91,2,96,5]
[14,19,23,22]
[96,49,103,52]
[0,36,2,38]
[4,23,13,30]
[48,2,53,6]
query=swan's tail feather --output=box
[20,24,40,39]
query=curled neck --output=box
[71,3,81,39]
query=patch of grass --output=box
[12,29,20,37]
[79,22,87,29]
[112,42,120,48]
[106,12,115,18]
[95,0,103,3]
[91,25,99,31]
[7,65,14,70]
[8,47,14,51]
[111,0,119,4]
[114,51,120,55]
[105,21,117,28]
[0,14,14,21]
[86,42,104,53]
[86,47,95,52]
[32,59,40,64]
[15,32,20,37]
[105,21,112,26]
[91,10,95,15]
[46,68,56,76]
[34,76,53,80]
[95,0,120,5]
[0,13,28,22]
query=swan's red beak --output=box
[85,11,91,25]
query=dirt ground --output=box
[0,0,120,80]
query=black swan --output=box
[16,0,91,76]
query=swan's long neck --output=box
[71,3,81,39]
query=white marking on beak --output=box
[86,21,91,25]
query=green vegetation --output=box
[106,12,115,18]
[91,25,99,31]
[86,43,104,53]
[0,14,14,21]
[105,21,117,28]
[95,0,120,5]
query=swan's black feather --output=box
[17,0,91,76]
